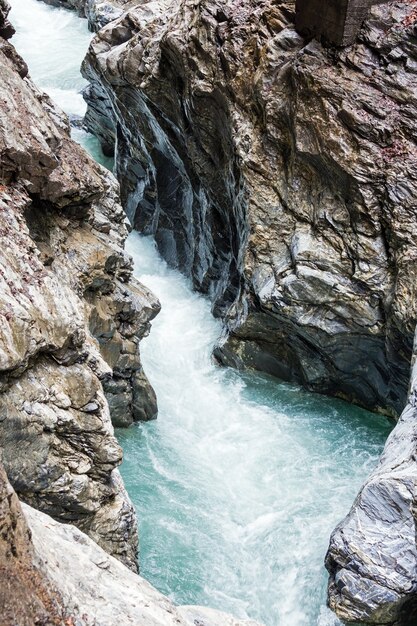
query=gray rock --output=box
[326,333,417,625]
[0,6,159,573]
[295,0,376,47]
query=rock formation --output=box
[78,0,417,622]
[0,459,68,626]
[1,455,261,626]
[81,0,417,421]
[0,0,160,573]
[326,334,417,625]
[5,0,417,622]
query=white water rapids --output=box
[9,2,392,625]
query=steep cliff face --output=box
[0,0,160,571]
[82,0,417,419]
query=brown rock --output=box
[0,459,67,626]
[0,7,160,573]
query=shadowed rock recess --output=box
[0,0,161,574]
[78,0,417,623]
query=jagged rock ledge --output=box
[0,0,160,573]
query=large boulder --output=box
[0,460,67,626]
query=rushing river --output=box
[9,1,393,625]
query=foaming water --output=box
[8,3,392,624]
[9,0,91,115]
[119,233,392,626]
[9,0,113,168]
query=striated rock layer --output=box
[0,0,160,572]
[326,334,417,625]
[82,0,417,421]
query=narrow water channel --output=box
[9,2,393,625]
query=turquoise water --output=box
[118,233,392,626]
[9,2,392,625]
[9,0,113,169]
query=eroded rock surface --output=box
[0,1,159,571]
[326,334,417,625]
[82,0,417,419]
[0,460,68,626]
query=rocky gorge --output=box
[80,0,417,421]
[0,1,263,623]
[1,0,417,624]
[77,1,417,623]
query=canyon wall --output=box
[82,0,417,420]
[326,351,417,625]
[0,0,160,572]
[78,0,417,622]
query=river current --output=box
[9,2,392,625]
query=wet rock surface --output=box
[0,0,160,572]
[326,335,417,625]
[82,0,417,420]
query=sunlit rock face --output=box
[0,0,160,572]
[82,0,417,419]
